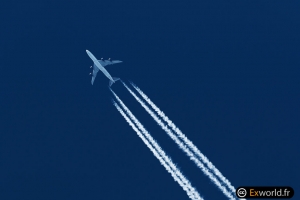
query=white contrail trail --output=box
[121,82,236,200]
[130,82,237,196]
[111,91,202,199]
[112,100,203,200]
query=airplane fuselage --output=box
[86,50,114,82]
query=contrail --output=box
[121,82,236,200]
[111,96,203,200]
[111,91,201,199]
[130,82,237,196]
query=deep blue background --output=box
[1,1,299,199]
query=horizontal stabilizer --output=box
[109,80,114,87]
[109,77,120,87]
[113,77,120,82]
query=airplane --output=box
[86,50,122,86]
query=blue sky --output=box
[1,1,299,199]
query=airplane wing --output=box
[98,60,122,67]
[91,64,100,85]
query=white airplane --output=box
[86,50,122,86]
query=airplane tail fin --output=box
[109,77,120,87]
